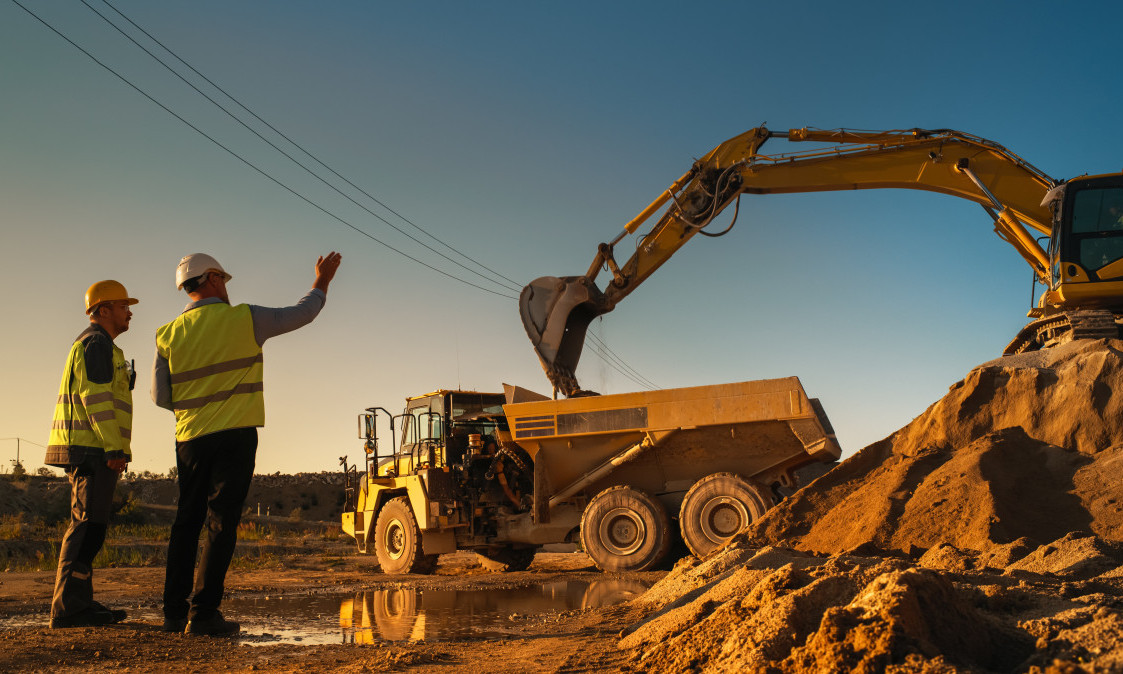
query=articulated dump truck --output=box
[340,378,840,574]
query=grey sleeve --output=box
[249,288,327,346]
[152,349,174,411]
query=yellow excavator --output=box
[520,126,1123,397]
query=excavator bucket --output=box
[519,276,610,396]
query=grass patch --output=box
[106,522,171,541]
[0,514,30,541]
[94,544,163,567]
[229,547,280,571]
[0,541,58,572]
[236,521,272,541]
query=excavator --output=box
[520,126,1123,397]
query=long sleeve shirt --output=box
[46,324,133,466]
[151,289,326,411]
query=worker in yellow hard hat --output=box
[46,280,138,628]
[152,251,341,635]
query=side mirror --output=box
[358,413,375,440]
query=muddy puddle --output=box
[3,579,652,646]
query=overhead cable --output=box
[586,331,659,390]
[87,1,658,389]
[15,0,659,386]
[83,0,519,295]
[582,338,656,391]
[11,0,516,300]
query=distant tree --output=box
[36,467,54,477]
[10,462,26,479]
[168,466,178,480]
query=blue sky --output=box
[3,1,1122,475]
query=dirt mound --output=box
[618,340,1123,671]
[622,539,1123,672]
[746,338,1123,556]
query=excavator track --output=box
[1004,309,1122,355]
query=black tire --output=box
[580,485,671,572]
[679,472,769,559]
[373,497,437,574]
[476,546,537,572]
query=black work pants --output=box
[162,427,257,621]
[51,454,118,619]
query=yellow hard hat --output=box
[85,280,139,314]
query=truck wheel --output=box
[580,485,671,572]
[679,472,768,559]
[476,546,537,572]
[374,497,437,574]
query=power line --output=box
[582,338,657,391]
[86,0,521,295]
[11,0,517,300]
[14,1,660,387]
[586,331,659,389]
[0,438,47,447]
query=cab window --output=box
[400,397,444,448]
[1070,187,1123,272]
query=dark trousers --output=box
[162,427,257,621]
[51,455,118,619]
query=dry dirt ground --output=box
[0,551,662,673]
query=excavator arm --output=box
[520,126,1058,396]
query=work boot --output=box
[161,616,188,633]
[49,607,116,628]
[90,600,127,624]
[185,611,240,636]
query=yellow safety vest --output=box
[46,327,133,466]
[156,302,264,441]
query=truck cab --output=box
[342,390,537,573]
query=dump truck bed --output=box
[503,377,840,506]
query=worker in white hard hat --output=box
[152,251,342,635]
[46,280,138,628]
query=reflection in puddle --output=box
[0,579,652,646]
[341,579,652,644]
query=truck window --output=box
[449,393,506,420]
[400,397,445,448]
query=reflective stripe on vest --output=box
[47,334,134,459]
[156,302,264,441]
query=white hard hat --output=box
[175,253,232,290]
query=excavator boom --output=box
[521,126,1066,396]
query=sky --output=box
[3,0,1123,476]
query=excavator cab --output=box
[1055,175,1123,295]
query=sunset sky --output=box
[3,0,1122,475]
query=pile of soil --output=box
[622,539,1123,672]
[620,338,1123,672]
[748,338,1123,556]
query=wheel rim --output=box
[384,518,406,560]
[598,507,646,556]
[698,496,751,544]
